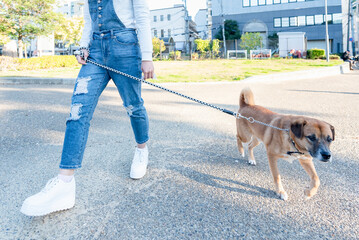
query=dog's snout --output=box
[321,152,331,161]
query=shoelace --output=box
[133,148,146,164]
[41,177,59,194]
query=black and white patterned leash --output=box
[74,50,290,134]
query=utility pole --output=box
[325,0,330,62]
[351,0,358,55]
[347,0,351,51]
[184,0,190,56]
[221,0,227,58]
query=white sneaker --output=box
[20,176,76,216]
[130,146,149,179]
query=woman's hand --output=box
[76,49,89,65]
[141,61,154,80]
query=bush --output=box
[307,49,325,59]
[191,52,199,60]
[169,51,181,60]
[0,55,78,71]
[329,54,340,60]
[319,54,341,60]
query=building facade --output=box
[195,9,208,39]
[210,0,344,54]
[56,0,85,18]
[150,4,197,52]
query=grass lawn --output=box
[0,59,343,83]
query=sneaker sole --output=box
[21,199,75,217]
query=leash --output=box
[74,51,302,155]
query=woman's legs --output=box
[59,60,110,170]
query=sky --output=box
[148,0,207,17]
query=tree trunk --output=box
[24,42,28,58]
[18,38,23,58]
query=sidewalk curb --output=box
[0,77,76,85]
[241,62,350,83]
[0,63,350,85]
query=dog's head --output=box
[290,118,335,162]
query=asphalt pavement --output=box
[0,70,358,239]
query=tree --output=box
[214,20,241,40]
[152,37,166,58]
[0,0,60,58]
[268,32,279,50]
[194,39,210,58]
[210,39,221,58]
[0,33,10,45]
[55,15,84,48]
[239,32,263,53]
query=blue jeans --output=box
[59,29,149,169]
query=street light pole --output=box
[325,0,330,62]
[221,0,227,58]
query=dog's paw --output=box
[278,191,288,201]
[304,188,316,200]
[248,158,256,165]
[241,152,245,158]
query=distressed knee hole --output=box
[67,103,83,121]
[125,105,134,117]
[74,76,91,95]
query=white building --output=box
[150,4,197,52]
[56,0,85,18]
[195,9,208,39]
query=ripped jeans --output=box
[59,29,149,169]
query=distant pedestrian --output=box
[21,0,154,216]
[342,50,354,70]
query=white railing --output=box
[249,49,271,60]
[227,50,247,59]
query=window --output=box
[250,0,258,6]
[289,0,296,2]
[324,14,332,24]
[315,14,323,25]
[160,15,164,21]
[332,13,342,24]
[154,29,157,37]
[168,29,171,37]
[282,0,289,3]
[297,0,305,1]
[243,0,250,7]
[167,14,171,21]
[298,16,306,26]
[274,0,280,4]
[290,16,297,26]
[274,18,281,27]
[282,17,289,27]
[267,0,273,4]
[161,29,164,38]
[153,16,157,22]
[259,0,265,5]
[306,15,314,25]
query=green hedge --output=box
[307,49,325,59]
[0,55,78,71]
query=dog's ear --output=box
[330,125,335,141]
[291,120,307,139]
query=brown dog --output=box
[236,88,335,200]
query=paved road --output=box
[0,71,358,239]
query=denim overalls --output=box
[60,0,149,169]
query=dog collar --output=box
[287,138,305,156]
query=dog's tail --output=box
[240,87,255,107]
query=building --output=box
[150,4,197,53]
[210,0,345,54]
[56,0,85,18]
[195,9,208,39]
